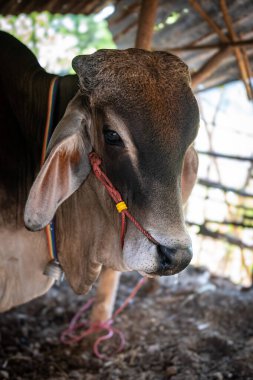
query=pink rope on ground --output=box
[61,277,147,360]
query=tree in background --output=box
[0,11,115,74]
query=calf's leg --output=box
[90,267,121,322]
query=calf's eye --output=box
[103,129,124,147]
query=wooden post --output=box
[135,0,158,50]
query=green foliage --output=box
[154,8,189,31]
[0,12,115,74]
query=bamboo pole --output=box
[189,0,228,43]
[204,219,253,229]
[198,179,253,198]
[187,221,253,250]
[109,3,140,26]
[240,47,253,96]
[220,0,253,99]
[135,0,158,50]
[189,0,252,98]
[191,48,230,88]
[164,39,253,51]
[197,151,253,162]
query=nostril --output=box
[156,244,193,274]
[158,246,177,256]
[157,245,178,267]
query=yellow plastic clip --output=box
[116,201,128,213]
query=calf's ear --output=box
[181,146,198,205]
[24,92,92,231]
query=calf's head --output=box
[25,49,199,292]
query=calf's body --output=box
[0,32,199,318]
[0,32,79,310]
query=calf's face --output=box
[25,49,199,291]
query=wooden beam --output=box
[191,48,230,89]
[204,219,253,229]
[109,3,140,26]
[164,39,253,51]
[187,221,253,249]
[220,0,253,99]
[189,0,252,98]
[240,47,253,96]
[197,150,253,162]
[198,178,253,198]
[135,0,158,50]
[189,0,228,43]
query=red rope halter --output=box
[61,152,158,360]
[89,152,158,247]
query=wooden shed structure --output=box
[1,0,253,97]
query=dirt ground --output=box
[1,266,253,380]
